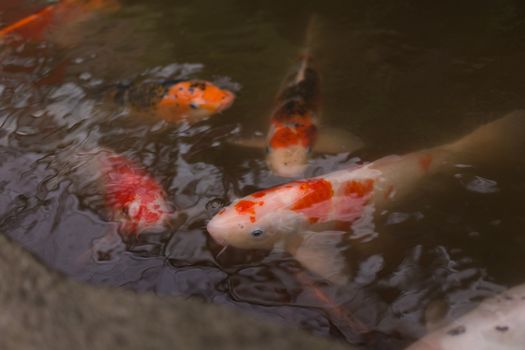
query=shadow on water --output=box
[1,0,525,348]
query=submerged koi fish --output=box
[0,0,119,42]
[112,80,236,124]
[408,282,525,350]
[208,111,525,283]
[235,16,362,177]
[101,153,173,236]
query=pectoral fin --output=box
[230,135,267,149]
[286,231,350,285]
[314,127,364,154]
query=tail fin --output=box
[444,110,525,165]
[302,14,321,58]
[0,4,56,39]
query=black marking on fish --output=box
[161,79,184,88]
[447,325,466,336]
[126,82,167,110]
[495,325,509,332]
[189,81,207,90]
[274,99,309,121]
[108,80,186,110]
[278,67,320,110]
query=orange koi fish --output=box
[208,111,525,284]
[101,153,173,236]
[114,79,236,124]
[235,16,362,177]
[0,0,119,42]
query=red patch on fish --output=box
[103,155,171,236]
[343,179,375,198]
[234,199,265,223]
[331,179,376,224]
[291,179,334,210]
[308,217,320,224]
[234,200,256,216]
[269,117,317,149]
[419,154,433,173]
[290,179,334,223]
[252,191,266,198]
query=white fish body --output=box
[407,283,525,350]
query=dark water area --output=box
[1,0,525,348]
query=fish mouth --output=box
[206,219,228,246]
[217,91,235,112]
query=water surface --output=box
[1,1,525,348]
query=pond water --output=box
[1,0,525,348]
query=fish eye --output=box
[250,229,264,238]
[190,103,199,109]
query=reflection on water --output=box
[1,0,525,348]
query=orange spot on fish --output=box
[234,200,256,216]
[309,217,319,224]
[343,179,374,198]
[419,154,433,173]
[291,179,333,211]
[252,191,266,198]
[269,116,317,149]
[270,126,299,148]
[249,216,256,223]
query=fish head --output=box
[207,185,308,249]
[159,80,235,122]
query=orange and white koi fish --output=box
[112,79,236,124]
[100,153,173,236]
[235,16,362,177]
[0,0,119,42]
[208,111,525,284]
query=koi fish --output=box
[407,282,525,350]
[111,79,236,124]
[208,111,525,284]
[100,153,173,236]
[0,0,119,42]
[234,16,362,177]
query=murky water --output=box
[1,0,525,348]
